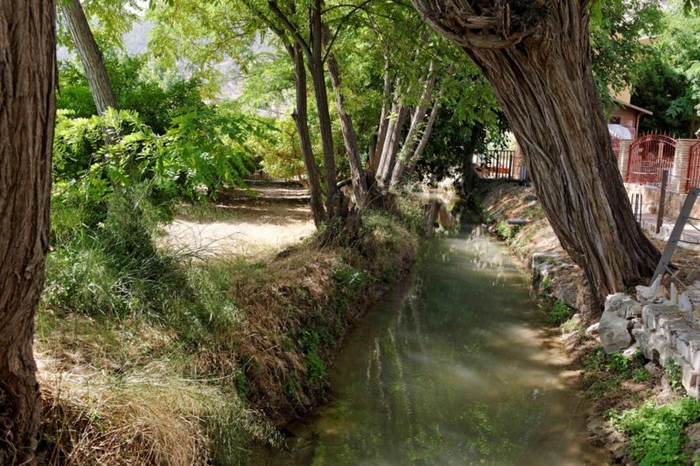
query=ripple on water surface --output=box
[257,227,607,465]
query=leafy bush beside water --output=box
[611,398,700,466]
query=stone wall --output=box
[600,286,700,398]
[624,183,700,220]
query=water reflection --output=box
[262,227,606,465]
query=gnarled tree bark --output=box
[413,0,660,308]
[0,0,56,462]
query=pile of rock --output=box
[596,283,700,397]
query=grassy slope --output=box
[35,201,419,465]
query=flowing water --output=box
[259,227,608,465]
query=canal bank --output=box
[479,180,700,464]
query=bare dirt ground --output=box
[161,181,315,260]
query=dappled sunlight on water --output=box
[256,226,607,465]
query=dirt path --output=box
[161,181,316,260]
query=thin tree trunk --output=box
[390,63,437,186]
[289,43,326,227]
[308,0,338,216]
[0,1,56,462]
[326,52,367,206]
[243,1,327,227]
[413,0,660,308]
[377,104,409,186]
[392,95,440,187]
[375,101,400,181]
[413,98,439,161]
[60,0,117,115]
[371,57,393,173]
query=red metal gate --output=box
[686,141,700,192]
[626,135,675,186]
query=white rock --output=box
[636,285,655,301]
[600,308,633,354]
[586,322,600,337]
[680,293,693,313]
[622,343,641,358]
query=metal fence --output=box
[475,150,517,180]
[627,134,676,186]
[686,141,700,192]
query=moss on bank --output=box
[36,196,419,465]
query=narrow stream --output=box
[261,227,608,465]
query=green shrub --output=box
[297,328,326,386]
[611,397,700,465]
[547,299,571,325]
[666,357,685,393]
[540,276,552,293]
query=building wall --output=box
[610,108,639,139]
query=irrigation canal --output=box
[257,227,607,465]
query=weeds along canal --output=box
[254,226,608,465]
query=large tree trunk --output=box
[289,44,326,227]
[60,0,117,115]
[413,0,660,307]
[0,1,56,462]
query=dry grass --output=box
[35,201,420,462]
[37,357,211,465]
[36,351,280,466]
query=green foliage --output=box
[632,6,700,137]
[611,397,700,465]
[547,299,571,325]
[540,276,553,292]
[44,189,247,347]
[633,367,652,382]
[334,265,369,307]
[560,318,579,334]
[584,348,651,399]
[633,51,696,137]
[57,0,142,50]
[161,105,262,196]
[45,189,179,319]
[297,328,326,385]
[588,0,664,103]
[245,116,306,181]
[53,104,265,210]
[495,221,520,241]
[666,357,685,393]
[586,348,647,373]
[57,54,203,134]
